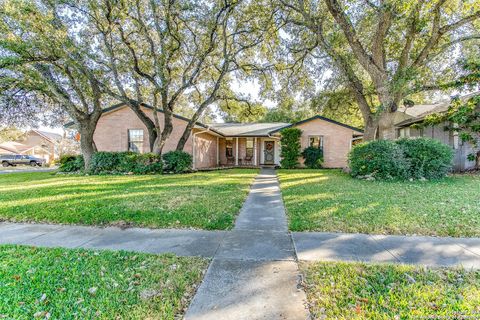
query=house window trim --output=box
[128,129,144,153]
[308,135,324,149]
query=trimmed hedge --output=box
[349,138,454,180]
[162,150,192,173]
[89,152,163,174]
[302,146,324,169]
[396,138,454,179]
[58,154,84,172]
[280,128,302,168]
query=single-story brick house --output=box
[0,130,62,163]
[68,104,363,169]
[395,92,479,171]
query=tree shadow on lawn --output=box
[0,170,257,230]
[279,171,480,237]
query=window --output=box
[246,138,254,158]
[226,138,233,157]
[399,127,410,138]
[128,129,144,153]
[309,136,323,149]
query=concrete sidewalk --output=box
[184,168,310,320]
[293,232,480,268]
[0,223,225,258]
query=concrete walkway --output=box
[0,223,225,257]
[184,168,310,320]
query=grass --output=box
[301,261,480,319]
[278,169,480,237]
[0,169,257,230]
[0,245,207,319]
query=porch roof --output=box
[209,122,289,137]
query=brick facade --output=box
[292,118,358,168]
[92,105,361,169]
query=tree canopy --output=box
[276,0,480,139]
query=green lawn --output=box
[0,169,257,230]
[0,245,207,319]
[278,169,480,237]
[301,261,480,319]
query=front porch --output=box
[219,136,280,167]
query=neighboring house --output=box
[395,93,480,171]
[0,130,62,163]
[66,104,363,169]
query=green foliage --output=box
[311,89,364,129]
[0,245,206,319]
[397,138,454,179]
[260,97,315,123]
[0,127,25,143]
[280,128,302,168]
[162,151,193,173]
[58,155,84,173]
[89,152,162,175]
[350,138,454,180]
[302,146,323,169]
[349,140,409,180]
[302,261,480,319]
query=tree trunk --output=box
[362,116,378,141]
[377,112,397,140]
[147,126,157,153]
[127,104,158,152]
[476,150,480,169]
[79,124,96,171]
[176,122,195,151]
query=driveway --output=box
[0,166,58,174]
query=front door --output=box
[264,141,275,164]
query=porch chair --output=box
[243,155,253,166]
[226,155,235,166]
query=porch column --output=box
[216,136,219,166]
[253,137,257,166]
[235,137,239,166]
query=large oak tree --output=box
[0,0,114,168]
[82,0,276,153]
[278,0,480,140]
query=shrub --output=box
[280,128,302,168]
[396,138,453,179]
[89,151,162,174]
[162,150,192,173]
[58,155,84,172]
[302,146,324,169]
[349,140,409,180]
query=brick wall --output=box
[93,105,224,169]
[293,118,358,168]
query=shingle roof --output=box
[396,92,479,128]
[209,122,290,137]
[32,130,62,142]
